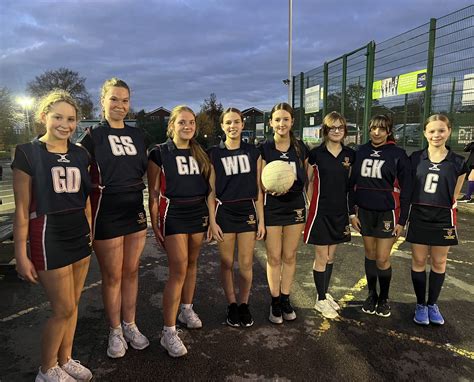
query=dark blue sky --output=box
[0,0,471,113]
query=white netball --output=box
[261,160,296,194]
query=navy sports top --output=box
[308,143,355,215]
[410,148,468,208]
[78,120,147,193]
[148,139,208,201]
[12,137,91,218]
[259,137,309,192]
[208,140,260,202]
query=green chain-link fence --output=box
[293,5,474,151]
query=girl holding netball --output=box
[78,78,149,358]
[349,115,411,318]
[259,102,309,324]
[304,112,354,319]
[207,108,265,328]
[148,105,210,357]
[407,114,467,325]
[13,90,93,381]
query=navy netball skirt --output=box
[91,190,147,240]
[264,191,306,226]
[159,197,208,236]
[29,210,92,271]
[215,199,258,233]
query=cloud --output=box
[0,0,471,113]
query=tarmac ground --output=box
[1,206,473,381]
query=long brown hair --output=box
[167,105,211,179]
[270,102,302,160]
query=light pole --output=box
[16,96,34,137]
[288,0,293,104]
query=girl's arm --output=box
[207,165,224,242]
[147,160,164,245]
[454,173,467,201]
[13,169,38,283]
[255,156,266,240]
[306,161,314,202]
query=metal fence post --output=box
[291,75,296,109]
[363,41,375,143]
[323,62,328,117]
[341,54,347,116]
[422,17,437,148]
[299,71,304,138]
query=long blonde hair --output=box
[168,105,211,180]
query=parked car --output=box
[394,123,422,146]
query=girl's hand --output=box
[350,216,361,233]
[153,226,165,249]
[16,257,38,284]
[392,224,404,238]
[210,222,224,242]
[256,223,266,240]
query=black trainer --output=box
[226,303,240,327]
[281,298,296,321]
[238,303,254,328]
[376,299,391,317]
[362,291,378,315]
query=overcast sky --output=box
[0,0,471,114]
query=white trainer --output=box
[122,322,150,350]
[314,299,339,319]
[35,365,75,382]
[326,293,341,311]
[61,359,93,381]
[160,329,188,357]
[107,327,128,358]
[178,305,203,329]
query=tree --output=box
[200,93,223,144]
[195,112,214,148]
[27,67,94,118]
[0,87,25,149]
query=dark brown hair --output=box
[270,102,302,159]
[369,114,395,142]
[220,107,244,124]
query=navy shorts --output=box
[159,197,208,236]
[264,191,306,226]
[358,207,397,238]
[304,213,351,245]
[29,210,92,271]
[406,205,458,246]
[92,190,147,240]
[215,200,258,233]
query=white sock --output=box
[163,325,176,334]
[110,325,122,333]
[181,304,192,310]
[122,320,135,327]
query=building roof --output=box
[146,106,171,116]
[242,107,265,115]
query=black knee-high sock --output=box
[411,270,427,305]
[313,270,326,300]
[377,267,392,300]
[427,270,445,305]
[364,258,378,293]
[324,263,334,295]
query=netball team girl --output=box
[349,115,411,317]
[407,115,467,326]
[13,90,93,381]
[259,102,309,324]
[207,108,265,328]
[304,112,354,319]
[78,78,149,358]
[148,106,210,357]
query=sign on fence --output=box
[305,85,320,113]
[373,69,427,99]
